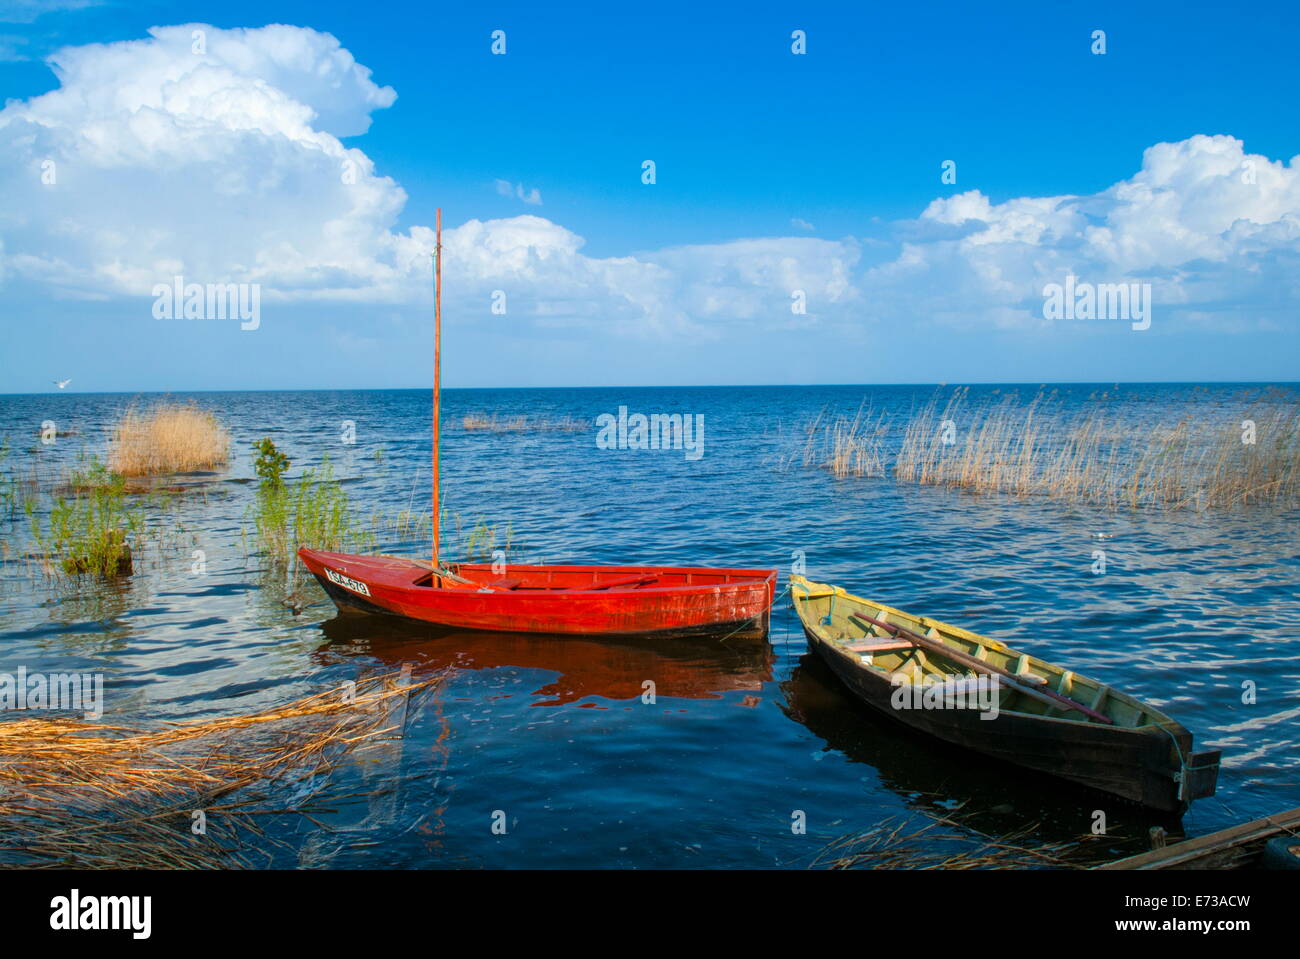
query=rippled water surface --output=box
[1,384,1298,868]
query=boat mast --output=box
[433,207,442,570]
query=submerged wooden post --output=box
[432,207,442,570]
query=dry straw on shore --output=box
[0,670,443,869]
[108,404,230,476]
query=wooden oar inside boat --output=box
[849,612,1113,724]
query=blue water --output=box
[1,384,1298,867]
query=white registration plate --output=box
[325,567,372,597]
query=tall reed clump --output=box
[250,438,372,563]
[895,388,1300,510]
[0,671,444,869]
[1132,400,1300,508]
[791,404,889,478]
[109,403,230,476]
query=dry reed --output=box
[894,388,1300,510]
[791,404,889,478]
[462,413,587,433]
[0,670,443,869]
[811,808,1096,870]
[108,404,230,476]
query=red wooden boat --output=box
[299,548,776,639]
[296,208,777,638]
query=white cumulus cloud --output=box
[864,134,1300,331]
[1,24,1295,346]
[0,23,860,336]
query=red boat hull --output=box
[297,548,777,639]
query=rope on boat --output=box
[710,582,794,645]
[1153,720,1220,793]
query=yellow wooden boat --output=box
[790,575,1220,814]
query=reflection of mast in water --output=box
[313,615,777,707]
[417,681,453,857]
[295,665,456,867]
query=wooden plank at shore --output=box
[1098,806,1300,870]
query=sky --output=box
[0,0,1298,392]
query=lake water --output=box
[1,383,1297,868]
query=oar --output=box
[849,612,1114,725]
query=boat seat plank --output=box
[844,639,915,653]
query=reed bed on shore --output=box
[0,671,444,869]
[811,808,1097,870]
[109,404,230,477]
[461,413,588,433]
[895,388,1300,509]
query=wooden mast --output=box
[432,207,442,570]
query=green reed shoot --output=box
[32,456,140,576]
[250,441,373,563]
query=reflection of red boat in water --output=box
[315,614,775,706]
[299,548,777,641]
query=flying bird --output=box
[54,379,71,389]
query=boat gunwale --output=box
[301,548,778,597]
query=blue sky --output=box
[1,0,1298,391]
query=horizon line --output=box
[2,378,1299,397]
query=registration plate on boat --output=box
[325,567,372,597]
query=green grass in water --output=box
[252,457,375,564]
[33,456,141,576]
